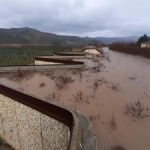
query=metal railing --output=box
[0,84,97,150]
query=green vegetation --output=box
[0,46,53,66]
[0,27,103,66]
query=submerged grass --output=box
[124,99,150,118]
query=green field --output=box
[0,46,54,66]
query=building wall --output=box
[35,60,63,65]
[83,49,100,54]
[0,94,70,150]
[141,43,150,48]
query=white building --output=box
[141,42,150,48]
[34,57,63,65]
[83,46,101,55]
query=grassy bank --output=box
[109,43,150,58]
[0,46,54,66]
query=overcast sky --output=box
[0,0,149,37]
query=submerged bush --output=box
[124,99,150,118]
[110,114,117,130]
[54,75,74,89]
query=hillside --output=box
[0,27,139,46]
[0,27,99,47]
[95,36,138,44]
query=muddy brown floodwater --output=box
[1,47,150,150]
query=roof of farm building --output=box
[84,45,97,49]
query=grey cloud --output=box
[0,0,149,37]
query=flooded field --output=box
[1,47,150,150]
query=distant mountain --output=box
[0,27,57,44]
[0,27,101,47]
[0,27,139,46]
[95,36,139,44]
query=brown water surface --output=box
[1,47,150,150]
